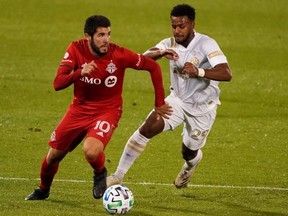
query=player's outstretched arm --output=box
[144,47,179,61]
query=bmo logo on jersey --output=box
[80,76,117,88]
[105,76,117,87]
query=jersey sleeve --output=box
[155,38,171,50]
[121,47,166,107]
[53,42,82,91]
[202,38,228,67]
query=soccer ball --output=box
[103,184,134,214]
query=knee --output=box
[83,147,100,161]
[83,138,103,161]
[139,113,164,138]
[139,125,153,138]
[46,148,67,164]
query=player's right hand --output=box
[161,49,179,60]
[81,61,97,76]
[154,103,173,120]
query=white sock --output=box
[182,149,203,171]
[114,130,149,179]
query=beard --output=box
[174,31,194,47]
[175,34,190,46]
[90,40,108,56]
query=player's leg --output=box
[86,110,120,198]
[174,146,203,188]
[83,137,105,173]
[107,111,164,186]
[25,148,67,200]
[107,95,184,187]
[25,108,86,200]
[83,137,107,199]
[174,108,217,188]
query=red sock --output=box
[87,151,105,174]
[39,156,59,190]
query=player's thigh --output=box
[48,111,88,152]
[162,94,185,131]
[86,109,121,149]
[183,108,217,150]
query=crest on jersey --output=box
[64,52,69,59]
[190,56,200,67]
[106,61,117,74]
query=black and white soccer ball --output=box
[103,184,134,214]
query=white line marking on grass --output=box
[132,182,288,191]
[1,176,287,191]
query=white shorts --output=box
[162,93,217,150]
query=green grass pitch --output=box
[0,0,287,215]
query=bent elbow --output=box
[53,82,62,91]
[54,86,60,91]
[225,68,232,81]
[227,74,232,81]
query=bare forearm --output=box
[182,62,232,81]
[143,48,163,60]
[203,64,232,81]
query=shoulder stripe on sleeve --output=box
[170,37,176,48]
[208,50,223,59]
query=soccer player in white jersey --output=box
[107,4,232,188]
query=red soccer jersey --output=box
[54,39,165,114]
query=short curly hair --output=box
[170,4,195,21]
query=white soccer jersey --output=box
[156,32,228,116]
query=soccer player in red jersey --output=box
[25,15,172,200]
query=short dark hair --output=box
[84,15,111,36]
[170,4,195,21]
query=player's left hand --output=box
[182,62,198,78]
[154,103,173,120]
